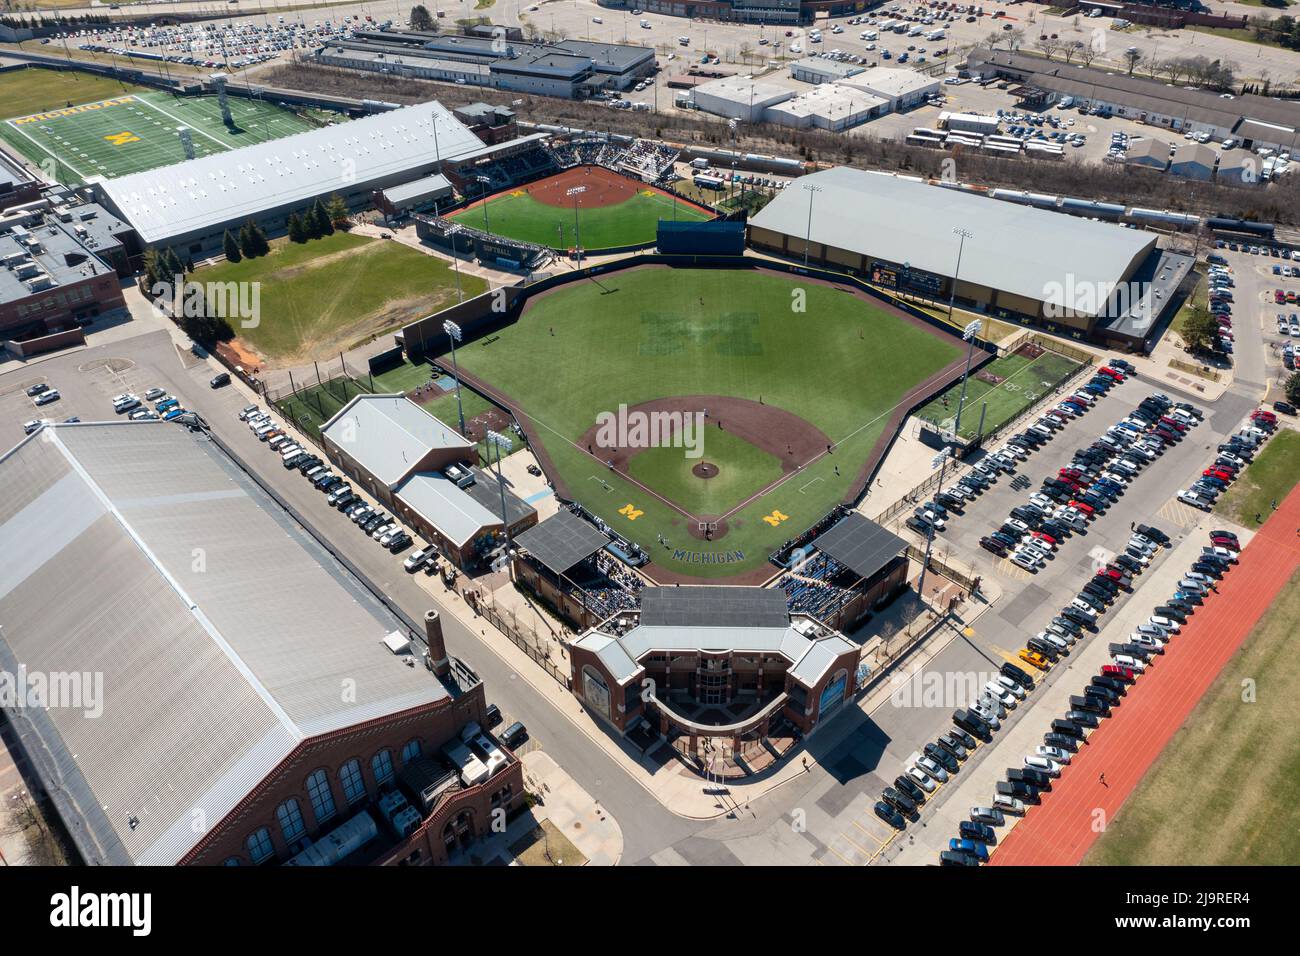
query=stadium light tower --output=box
[916,448,953,604]
[802,182,823,267]
[951,318,984,443]
[443,319,467,437]
[566,185,587,267]
[947,227,973,323]
[444,224,465,303]
[487,429,515,574]
[475,176,493,235]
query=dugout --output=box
[657,219,745,256]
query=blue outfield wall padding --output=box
[656,219,746,255]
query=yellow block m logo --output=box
[618,504,643,521]
[762,510,789,527]
[104,131,141,146]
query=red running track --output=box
[990,481,1300,865]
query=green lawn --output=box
[0,67,147,120]
[275,375,369,443]
[199,232,486,365]
[629,428,783,515]
[1215,429,1300,527]
[454,267,963,578]
[449,188,709,251]
[914,349,1083,440]
[0,87,319,185]
[1086,569,1300,866]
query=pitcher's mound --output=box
[692,461,720,480]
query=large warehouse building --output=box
[747,166,1193,348]
[0,421,521,866]
[95,100,487,257]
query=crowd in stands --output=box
[460,145,558,192]
[619,139,680,182]
[582,550,644,621]
[779,552,858,619]
[549,138,630,170]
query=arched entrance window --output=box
[582,665,611,720]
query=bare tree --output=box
[1078,41,1101,68]
[1035,35,1062,60]
[1142,54,1162,79]
[1061,40,1083,64]
[1007,28,1026,53]
[1123,48,1142,75]
[981,30,1003,51]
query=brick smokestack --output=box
[424,610,449,677]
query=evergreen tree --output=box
[287,212,307,243]
[250,222,270,256]
[311,198,334,236]
[142,248,161,288]
[222,230,242,263]
[410,5,433,31]
[238,222,256,258]
[325,193,349,228]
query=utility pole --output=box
[566,185,586,267]
[916,449,952,605]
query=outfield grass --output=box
[0,86,319,185]
[1215,429,1300,528]
[1085,568,1300,866]
[449,188,709,250]
[914,349,1082,440]
[455,267,962,578]
[0,67,146,120]
[199,232,486,365]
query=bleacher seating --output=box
[620,139,681,183]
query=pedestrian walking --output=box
[1271,498,1278,510]
[1130,521,1135,531]
[834,465,839,476]
[1099,772,1107,787]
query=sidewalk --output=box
[451,751,623,866]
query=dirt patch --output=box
[463,404,513,444]
[687,517,730,542]
[975,369,1005,386]
[219,338,265,372]
[1014,340,1046,360]
[692,461,719,479]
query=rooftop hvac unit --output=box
[27,273,57,292]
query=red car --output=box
[1098,366,1124,381]
[1204,468,1233,481]
[1159,417,1187,432]
[1099,567,1122,581]
[1276,290,1287,304]
[1033,531,1058,546]
[1068,500,1095,516]
[1102,664,1136,682]
[1252,410,1277,424]
[1210,534,1240,551]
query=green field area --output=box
[199,232,487,365]
[448,188,710,250]
[914,348,1083,440]
[1215,429,1300,527]
[0,67,147,120]
[275,375,369,443]
[0,86,319,185]
[454,267,963,578]
[629,429,783,516]
[1086,568,1300,866]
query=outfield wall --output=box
[398,255,996,538]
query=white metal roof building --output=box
[748,166,1158,332]
[690,77,794,123]
[0,422,456,865]
[765,85,887,132]
[839,68,940,111]
[96,100,484,254]
[321,394,474,490]
[790,57,865,84]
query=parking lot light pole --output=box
[916,449,952,606]
[952,317,984,442]
[487,430,514,575]
[566,185,586,267]
[802,182,822,267]
[443,319,466,436]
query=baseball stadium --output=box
[446,165,713,253]
[443,263,974,583]
[0,89,319,186]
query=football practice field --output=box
[0,88,318,185]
